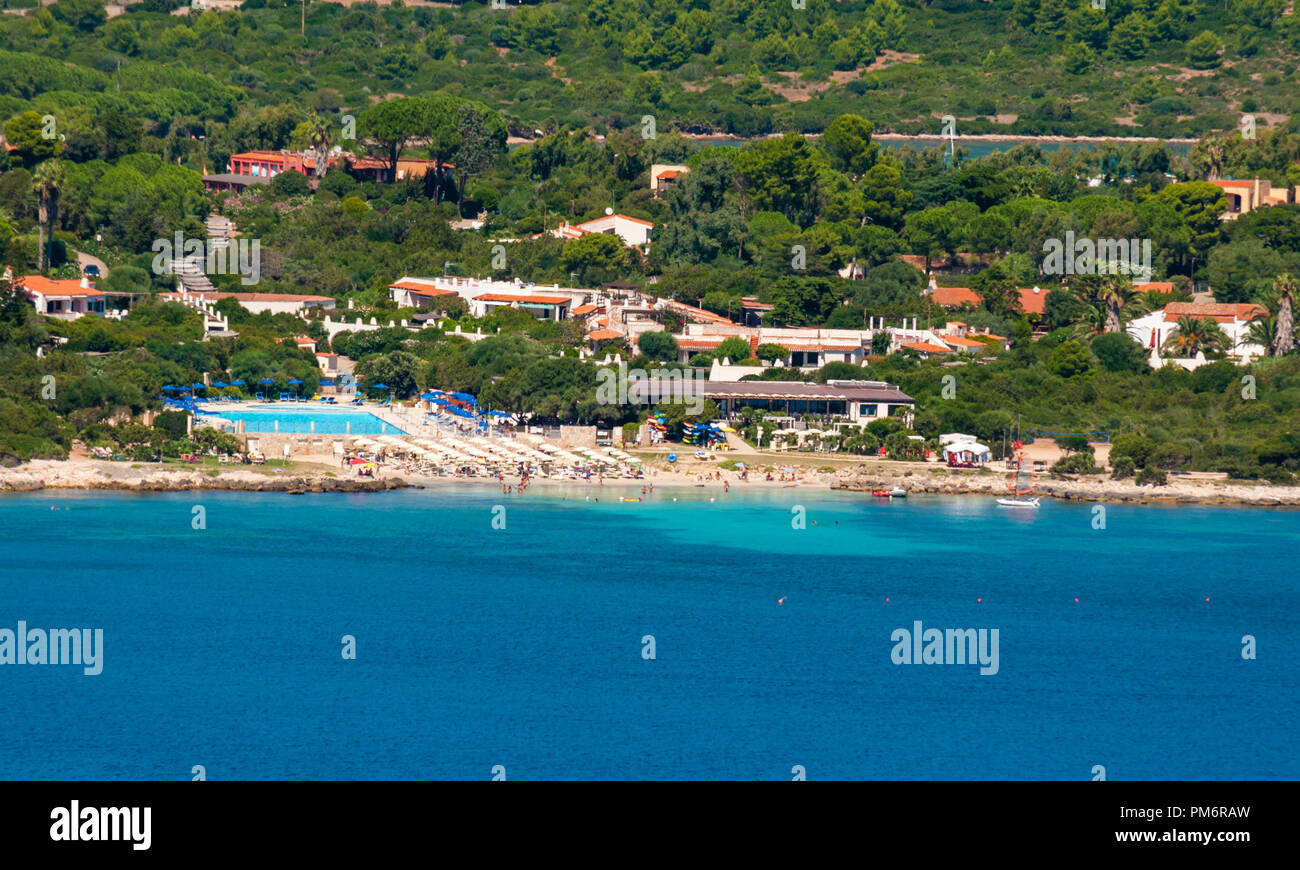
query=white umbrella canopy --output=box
[944,440,990,459]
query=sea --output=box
[1,488,1295,780]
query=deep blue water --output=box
[1,488,1295,781]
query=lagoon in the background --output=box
[0,489,1294,780]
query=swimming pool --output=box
[200,405,407,435]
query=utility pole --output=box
[302,0,306,38]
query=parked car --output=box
[83,264,101,279]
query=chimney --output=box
[927,275,937,293]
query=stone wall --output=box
[557,425,596,448]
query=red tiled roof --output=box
[572,304,601,315]
[579,214,654,228]
[655,169,682,179]
[940,335,989,348]
[930,286,981,307]
[1016,287,1047,315]
[231,150,296,161]
[1162,302,1268,323]
[586,329,623,341]
[474,293,570,305]
[17,275,103,297]
[1135,281,1175,294]
[390,279,457,296]
[901,341,954,354]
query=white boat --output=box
[889,487,908,498]
[996,497,1039,508]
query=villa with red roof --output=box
[548,213,654,248]
[650,164,689,197]
[16,275,105,320]
[1127,301,1270,362]
[388,278,460,309]
[1207,178,1291,220]
[388,275,590,320]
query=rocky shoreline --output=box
[0,461,418,494]
[3,459,1299,507]
[832,466,1300,507]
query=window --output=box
[859,403,878,417]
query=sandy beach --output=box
[3,455,1298,506]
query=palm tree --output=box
[307,113,331,181]
[1247,315,1278,356]
[1163,315,1228,357]
[1075,273,1136,334]
[32,160,65,276]
[1271,272,1296,357]
[1205,141,1225,181]
[1068,297,1109,341]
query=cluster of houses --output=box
[202,149,448,193]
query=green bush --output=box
[1135,467,1168,486]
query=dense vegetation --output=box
[1,0,1300,482]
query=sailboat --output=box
[997,453,1039,508]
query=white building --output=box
[702,380,915,428]
[1127,302,1270,363]
[17,275,105,320]
[388,275,590,321]
[549,213,654,249]
[160,290,335,316]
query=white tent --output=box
[943,440,990,464]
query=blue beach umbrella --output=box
[287,379,303,385]
[230,380,246,386]
[259,378,275,385]
[451,392,477,405]
[212,381,228,388]
[162,385,179,392]
[191,383,205,390]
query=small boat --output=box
[996,497,1039,508]
[889,487,907,498]
[619,496,641,503]
[998,452,1038,508]
[871,489,891,497]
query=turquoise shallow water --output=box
[0,488,1295,780]
[199,406,405,434]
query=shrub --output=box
[1109,456,1135,478]
[1051,453,1101,475]
[1135,467,1168,486]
